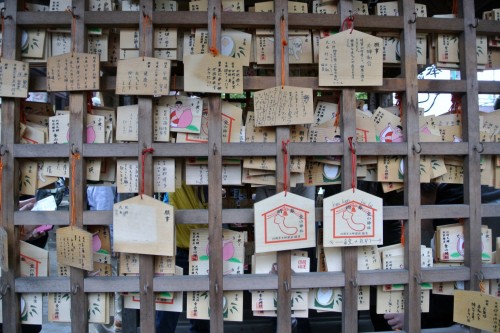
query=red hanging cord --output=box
[87,94,93,114]
[449,93,462,115]
[140,148,154,199]
[334,96,341,128]
[395,92,403,119]
[282,140,290,195]
[452,0,458,17]
[348,137,356,191]
[209,14,219,56]
[341,15,355,33]
[70,152,81,227]
[400,220,405,246]
[65,7,77,55]
[280,16,288,89]
[141,14,152,60]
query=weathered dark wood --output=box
[1,1,22,331]
[400,1,422,331]
[415,17,464,33]
[459,2,483,314]
[135,1,157,332]
[68,2,89,333]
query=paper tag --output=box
[319,30,383,86]
[156,96,203,134]
[113,194,175,256]
[0,59,29,98]
[453,290,499,332]
[47,53,100,91]
[323,188,383,247]
[253,86,314,127]
[184,54,243,94]
[0,227,8,271]
[116,57,171,95]
[56,226,94,271]
[254,191,316,253]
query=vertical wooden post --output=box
[207,3,224,329]
[69,1,89,332]
[459,3,482,333]
[337,2,358,333]
[274,0,291,332]
[138,1,156,332]
[400,1,422,332]
[0,0,21,331]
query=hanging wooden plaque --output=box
[254,191,315,253]
[323,188,383,247]
[319,30,383,86]
[184,53,243,94]
[56,226,94,271]
[0,59,29,98]
[47,53,100,91]
[253,86,314,127]
[116,57,171,95]
[113,194,175,256]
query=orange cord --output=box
[452,0,458,17]
[395,92,403,119]
[334,97,341,128]
[280,16,287,89]
[449,93,462,115]
[209,14,219,56]
[142,14,152,60]
[400,220,405,247]
[65,8,77,54]
[282,140,289,195]
[70,153,80,227]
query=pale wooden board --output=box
[153,158,176,193]
[0,59,29,98]
[254,191,316,253]
[116,57,171,95]
[113,194,175,256]
[194,28,252,66]
[156,95,203,134]
[184,54,243,94]
[453,290,500,332]
[116,159,138,193]
[323,188,383,247]
[47,53,100,91]
[187,291,243,321]
[319,30,383,87]
[116,104,138,142]
[253,86,314,127]
[56,226,94,271]
[20,241,49,277]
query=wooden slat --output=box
[401,0,422,331]
[1,1,21,330]
[68,1,89,332]
[206,1,224,332]
[459,1,483,310]
[16,11,72,27]
[417,142,468,155]
[421,267,471,283]
[16,277,71,293]
[13,143,71,158]
[415,17,464,33]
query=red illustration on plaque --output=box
[262,204,308,243]
[323,188,383,247]
[254,191,316,253]
[332,200,376,238]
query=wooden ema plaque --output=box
[253,86,314,127]
[254,191,315,253]
[113,194,175,256]
[116,57,171,95]
[454,290,499,332]
[323,188,383,247]
[47,53,100,91]
[184,53,243,94]
[319,30,383,87]
[0,59,29,98]
[56,226,94,271]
